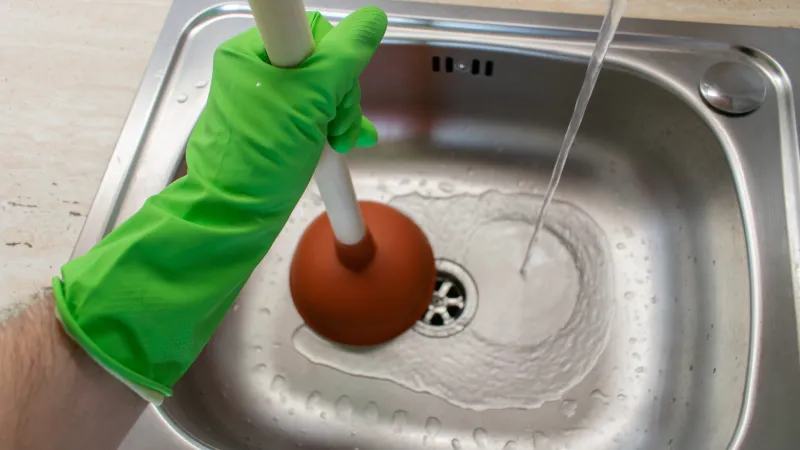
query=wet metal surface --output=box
[699,61,767,115]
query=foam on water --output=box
[292,191,614,410]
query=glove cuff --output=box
[52,277,171,403]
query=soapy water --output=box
[521,0,628,274]
[292,191,614,410]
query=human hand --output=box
[51,7,388,401]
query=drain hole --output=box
[432,56,494,77]
[471,59,480,75]
[420,270,467,327]
[447,305,462,319]
[415,259,477,338]
[485,60,494,77]
[445,57,454,73]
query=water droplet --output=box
[560,399,578,418]
[254,363,267,372]
[633,352,641,360]
[624,291,635,300]
[272,416,279,422]
[439,181,455,193]
[419,179,428,187]
[616,242,626,250]
[623,226,634,238]
[590,389,610,404]
[533,431,549,448]
[391,410,407,433]
[271,375,286,393]
[306,391,321,411]
[176,93,188,103]
[335,396,353,421]
[232,303,240,312]
[364,402,379,423]
[636,366,645,373]
[256,81,262,87]
[503,441,518,450]
[629,337,637,344]
[617,393,627,401]
[425,417,441,436]
[252,345,263,352]
[259,306,271,315]
[473,428,488,448]
[320,411,328,420]
[451,438,462,449]
[195,80,208,88]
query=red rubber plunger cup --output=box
[290,201,437,346]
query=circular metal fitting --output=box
[414,259,478,338]
[699,61,767,115]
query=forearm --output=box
[0,290,146,450]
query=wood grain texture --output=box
[0,0,797,311]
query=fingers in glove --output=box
[312,7,388,98]
[329,84,361,136]
[329,115,379,152]
[356,117,378,148]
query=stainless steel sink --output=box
[71,0,800,448]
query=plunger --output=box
[248,0,437,346]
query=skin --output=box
[0,290,145,450]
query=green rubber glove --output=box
[51,7,388,400]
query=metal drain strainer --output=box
[414,259,478,338]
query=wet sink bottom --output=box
[294,191,614,411]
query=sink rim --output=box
[70,1,800,449]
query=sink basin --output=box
[71,0,800,448]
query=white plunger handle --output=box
[248,0,367,245]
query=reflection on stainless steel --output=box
[71,0,800,448]
[699,61,767,115]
